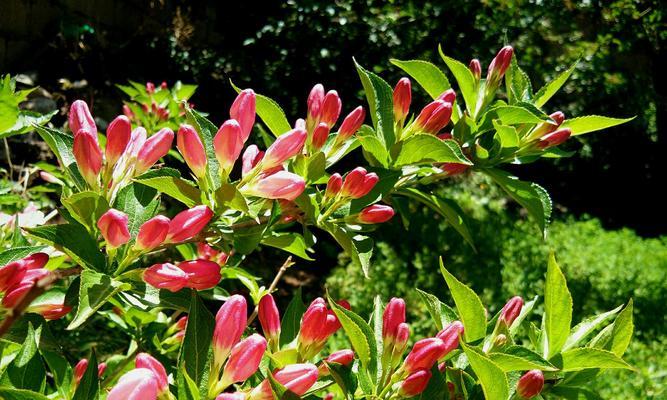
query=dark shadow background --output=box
[1,0,664,236]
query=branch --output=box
[247,256,294,326]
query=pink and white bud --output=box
[179,259,221,290]
[307,84,325,122]
[98,362,107,377]
[298,298,329,347]
[105,115,132,167]
[135,353,169,394]
[435,321,464,358]
[537,128,571,149]
[216,393,246,400]
[177,124,208,178]
[245,171,305,201]
[165,205,214,243]
[399,369,432,397]
[320,91,342,127]
[391,323,410,363]
[486,45,514,85]
[527,111,566,140]
[220,334,268,387]
[1,280,35,308]
[337,106,365,141]
[123,127,148,162]
[214,119,244,173]
[499,296,523,326]
[383,297,406,344]
[403,338,447,374]
[22,252,49,270]
[136,215,170,251]
[311,123,330,150]
[30,302,72,320]
[393,78,412,123]
[241,144,264,177]
[135,128,174,174]
[250,363,319,400]
[230,89,256,142]
[358,205,394,224]
[107,368,159,400]
[146,82,156,94]
[325,173,343,198]
[258,294,281,343]
[326,349,355,366]
[40,171,61,184]
[69,100,97,136]
[73,129,103,187]
[123,105,135,119]
[340,167,377,199]
[262,128,307,169]
[213,295,248,366]
[470,59,482,81]
[97,209,130,248]
[143,263,189,292]
[437,89,457,105]
[517,370,544,399]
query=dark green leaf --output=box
[25,224,105,271]
[280,288,306,347]
[0,323,45,392]
[62,191,110,232]
[72,351,99,400]
[115,183,160,236]
[262,232,314,261]
[67,270,130,330]
[0,246,47,267]
[178,292,215,386]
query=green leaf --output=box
[262,232,314,261]
[562,305,623,352]
[134,168,202,208]
[178,292,215,386]
[25,224,105,271]
[62,191,110,232]
[549,386,603,400]
[72,351,99,400]
[505,56,533,104]
[393,134,470,167]
[390,59,451,98]
[554,348,633,371]
[231,80,292,137]
[329,299,377,392]
[488,346,558,372]
[0,246,47,267]
[325,361,358,399]
[543,253,573,359]
[561,115,634,136]
[357,126,389,167]
[214,183,249,213]
[115,183,160,236]
[609,299,634,357]
[0,323,45,392]
[185,107,222,189]
[461,342,509,400]
[484,168,552,237]
[533,60,578,107]
[280,287,306,347]
[177,365,201,400]
[354,60,395,148]
[0,388,50,400]
[0,75,20,133]
[321,222,373,278]
[478,105,547,132]
[34,125,86,190]
[40,350,73,398]
[439,46,477,116]
[416,288,459,331]
[0,110,56,139]
[439,259,486,342]
[67,270,130,330]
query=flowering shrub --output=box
[0,45,634,399]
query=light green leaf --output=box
[322,222,373,278]
[177,365,201,400]
[392,134,471,167]
[440,259,486,342]
[390,59,451,98]
[0,388,50,400]
[62,191,110,232]
[25,224,105,271]
[561,115,634,136]
[609,299,634,357]
[135,168,202,207]
[544,253,573,359]
[416,288,459,331]
[562,305,623,352]
[357,125,389,167]
[439,46,477,116]
[231,80,292,136]
[555,348,633,371]
[115,183,160,236]
[461,342,509,400]
[261,232,314,261]
[214,183,249,213]
[355,60,395,148]
[0,323,45,392]
[533,60,578,107]
[488,346,558,372]
[67,270,130,329]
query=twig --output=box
[247,256,294,326]
[0,266,82,337]
[3,138,13,181]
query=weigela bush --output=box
[0,45,634,399]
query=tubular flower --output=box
[178,259,221,290]
[143,263,189,292]
[486,45,514,87]
[136,215,170,251]
[413,100,453,135]
[403,338,447,374]
[97,209,131,248]
[219,334,268,387]
[135,128,174,175]
[326,349,355,366]
[391,323,411,368]
[336,106,365,142]
[307,84,325,127]
[393,77,412,124]
[244,171,306,201]
[0,260,27,292]
[214,119,244,174]
[319,90,342,127]
[165,205,213,243]
[358,205,395,224]
[383,297,406,344]
[177,124,208,178]
[230,89,256,142]
[311,123,330,150]
[469,59,482,81]
[241,144,264,177]
[216,394,246,400]
[107,368,159,400]
[73,129,103,187]
[526,111,566,141]
[249,364,319,400]
[262,127,307,170]
[29,302,71,320]
[340,167,378,199]
[325,173,343,199]
[74,359,89,384]
[435,321,464,357]
[437,89,457,104]
[537,128,571,149]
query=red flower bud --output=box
[136,215,170,251]
[213,295,248,366]
[392,322,410,361]
[214,119,244,173]
[135,353,169,394]
[538,128,571,149]
[245,171,305,201]
[230,89,256,142]
[500,296,523,326]
[135,128,174,174]
[358,204,394,224]
[108,368,158,400]
[69,100,97,136]
[337,106,365,141]
[24,252,48,270]
[165,205,214,243]
[311,123,330,150]
[179,259,221,290]
[527,111,566,141]
[325,173,343,198]
[74,359,88,384]
[320,90,342,127]
[122,105,135,119]
[437,89,457,104]
[414,100,453,135]
[241,144,264,177]
[2,280,34,308]
[30,302,71,320]
[340,167,378,199]
[143,263,188,292]
[175,316,188,331]
[177,124,208,178]
[160,81,168,89]
[73,129,103,187]
[400,369,432,397]
[442,163,469,176]
[220,334,268,387]
[470,59,482,81]
[273,363,319,396]
[403,337,447,374]
[307,84,325,121]
[262,128,307,169]
[517,370,544,399]
[298,298,329,347]
[258,294,281,343]
[436,321,464,357]
[383,297,406,344]
[106,116,132,167]
[0,260,27,292]
[486,45,514,85]
[393,77,412,123]
[97,209,130,248]
[326,349,355,366]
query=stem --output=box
[3,138,14,181]
[247,256,294,326]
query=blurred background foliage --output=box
[1,0,664,397]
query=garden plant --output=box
[0,45,635,399]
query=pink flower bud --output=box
[517,370,544,399]
[400,369,432,397]
[213,295,248,366]
[392,323,410,358]
[97,209,130,248]
[241,144,264,177]
[175,316,188,331]
[216,393,246,400]
[320,91,342,127]
[73,129,103,187]
[230,89,256,142]
[383,298,406,344]
[24,253,49,270]
[31,302,72,320]
[74,359,88,384]
[470,59,482,80]
[106,116,132,166]
[177,124,208,178]
[393,78,412,123]
[358,205,394,224]
[442,163,469,176]
[136,215,170,251]
[258,294,281,342]
[123,105,135,119]
[2,280,34,308]
[437,89,457,104]
[538,128,571,149]
[527,111,566,141]
[98,363,107,377]
[69,100,97,136]
[275,363,319,395]
[486,45,514,85]
[123,127,148,161]
[414,100,452,135]
[0,261,26,292]
[262,128,307,169]
[146,82,156,94]
[179,259,221,290]
[500,296,523,326]
[245,171,305,201]
[165,205,213,243]
[299,298,329,346]
[337,106,365,141]
[214,119,244,173]
[435,321,464,357]
[160,81,168,89]
[340,167,376,199]
[403,337,447,374]
[326,349,355,366]
[135,128,174,174]
[220,334,267,386]
[325,173,342,198]
[135,353,169,394]
[311,123,330,150]
[108,368,159,400]
[143,263,189,292]
[39,171,60,184]
[307,84,325,122]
